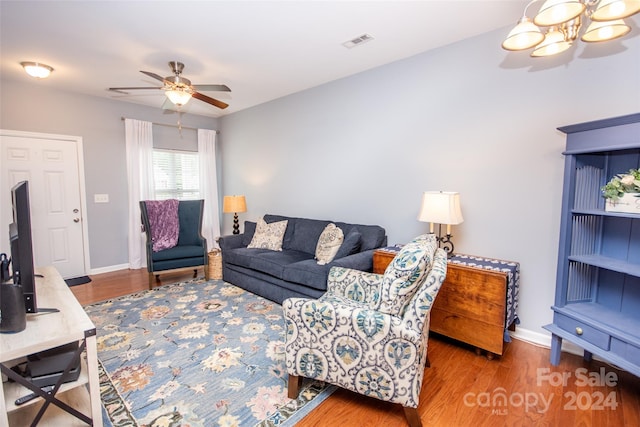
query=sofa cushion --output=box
[377,234,437,316]
[248,218,288,251]
[288,218,331,254]
[282,259,331,290]
[334,222,386,251]
[249,250,312,279]
[241,221,257,246]
[177,200,204,246]
[151,244,204,262]
[223,247,272,269]
[334,230,361,259]
[261,215,386,253]
[315,223,344,265]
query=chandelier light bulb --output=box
[534,0,586,26]
[502,16,545,51]
[531,27,573,57]
[592,0,640,21]
[581,19,631,42]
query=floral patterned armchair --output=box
[283,234,447,427]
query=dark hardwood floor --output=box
[71,269,640,426]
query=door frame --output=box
[0,129,91,276]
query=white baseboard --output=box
[510,327,592,358]
[88,263,130,275]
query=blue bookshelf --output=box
[544,113,640,377]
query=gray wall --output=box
[218,27,640,339]
[0,82,218,270]
[1,24,638,340]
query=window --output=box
[153,149,200,200]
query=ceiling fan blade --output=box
[191,84,231,92]
[140,70,169,83]
[192,91,229,109]
[108,86,163,94]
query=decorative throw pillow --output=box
[377,234,437,316]
[334,230,361,259]
[315,223,344,265]
[247,218,288,251]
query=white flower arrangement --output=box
[601,168,640,201]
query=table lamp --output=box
[223,195,247,234]
[417,191,464,256]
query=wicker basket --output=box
[208,249,223,280]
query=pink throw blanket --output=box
[145,199,180,252]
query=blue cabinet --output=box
[544,113,640,377]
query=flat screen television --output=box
[9,180,38,313]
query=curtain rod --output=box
[120,117,219,134]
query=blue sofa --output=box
[218,214,387,304]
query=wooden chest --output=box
[373,248,519,357]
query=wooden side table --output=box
[372,246,400,274]
[373,247,520,358]
[1,266,102,426]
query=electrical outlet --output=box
[94,194,109,203]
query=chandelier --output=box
[502,0,640,57]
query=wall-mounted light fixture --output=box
[20,62,54,79]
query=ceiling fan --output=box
[109,61,230,109]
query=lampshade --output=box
[165,89,192,106]
[534,0,586,26]
[531,27,573,57]
[581,19,631,42]
[417,191,464,225]
[223,195,247,213]
[503,0,640,58]
[591,0,640,21]
[20,61,54,79]
[501,16,545,51]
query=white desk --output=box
[0,266,102,426]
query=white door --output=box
[0,130,89,279]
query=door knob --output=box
[74,218,80,223]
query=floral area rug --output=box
[84,277,335,427]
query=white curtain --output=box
[198,129,221,250]
[125,119,154,269]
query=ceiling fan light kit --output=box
[165,89,192,106]
[502,0,640,57]
[109,61,230,110]
[20,61,54,78]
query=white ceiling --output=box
[0,1,529,118]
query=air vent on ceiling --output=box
[342,33,374,49]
